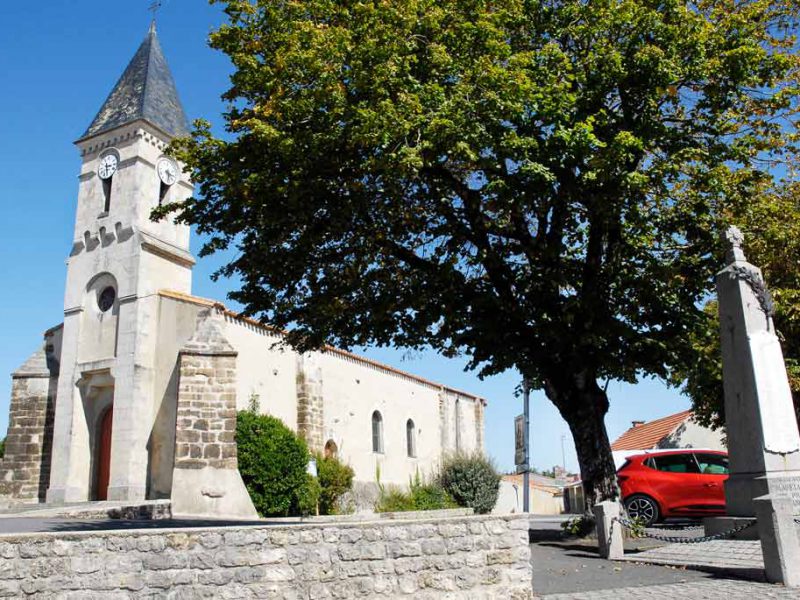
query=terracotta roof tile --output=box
[610,410,693,451]
[502,474,562,494]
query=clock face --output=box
[98,153,118,180]
[157,157,179,186]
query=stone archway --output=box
[76,369,115,501]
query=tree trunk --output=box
[544,373,619,514]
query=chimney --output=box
[631,420,645,428]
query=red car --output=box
[617,449,729,525]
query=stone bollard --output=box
[754,495,800,587]
[593,500,624,560]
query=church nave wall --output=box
[222,314,298,430]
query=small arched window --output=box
[406,419,416,458]
[102,178,113,213]
[324,439,338,460]
[371,411,384,454]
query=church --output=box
[0,24,485,518]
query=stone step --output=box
[0,499,171,520]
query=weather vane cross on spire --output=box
[149,1,162,20]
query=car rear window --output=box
[652,453,699,473]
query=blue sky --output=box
[0,0,693,474]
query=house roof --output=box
[158,289,487,404]
[80,22,189,141]
[610,410,693,451]
[502,474,562,495]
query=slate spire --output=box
[81,23,189,140]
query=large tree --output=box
[161,0,799,508]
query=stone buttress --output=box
[296,354,324,454]
[0,344,58,504]
[170,306,257,518]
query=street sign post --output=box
[514,381,531,512]
[514,414,525,467]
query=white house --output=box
[611,409,726,468]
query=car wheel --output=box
[624,494,660,526]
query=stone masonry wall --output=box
[0,514,532,599]
[174,351,238,470]
[0,350,57,503]
[296,355,324,454]
[475,400,485,452]
[438,390,447,452]
[170,306,256,519]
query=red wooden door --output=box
[96,407,113,501]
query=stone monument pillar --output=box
[717,226,800,516]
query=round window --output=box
[98,287,116,312]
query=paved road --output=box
[530,538,716,596]
[540,579,800,599]
[528,520,794,599]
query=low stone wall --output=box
[0,514,531,599]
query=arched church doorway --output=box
[95,406,113,501]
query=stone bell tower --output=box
[46,22,194,503]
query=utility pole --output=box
[561,434,566,474]
[523,380,531,513]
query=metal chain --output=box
[633,522,705,532]
[614,516,756,544]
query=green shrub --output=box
[235,410,311,517]
[561,515,595,537]
[375,472,456,513]
[0,437,4,459]
[439,452,501,514]
[375,486,416,513]
[410,481,457,511]
[294,473,322,517]
[316,453,355,515]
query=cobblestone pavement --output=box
[619,539,765,576]
[540,579,798,599]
